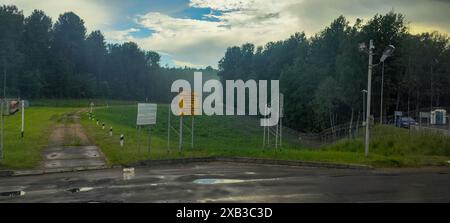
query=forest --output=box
[0,5,217,102]
[218,12,450,132]
[1,5,449,132]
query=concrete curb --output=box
[0,157,372,178]
[132,157,374,170]
[0,170,14,177]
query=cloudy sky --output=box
[1,0,449,68]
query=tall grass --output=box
[325,125,450,156]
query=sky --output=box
[1,0,449,68]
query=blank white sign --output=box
[137,103,157,125]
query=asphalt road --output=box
[0,162,449,203]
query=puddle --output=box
[193,179,246,185]
[193,178,279,185]
[0,190,26,197]
[67,187,94,193]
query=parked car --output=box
[396,117,418,128]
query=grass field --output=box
[0,107,74,169]
[81,104,450,167]
[1,100,449,169]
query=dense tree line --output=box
[0,5,217,102]
[218,12,450,132]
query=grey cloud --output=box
[283,0,450,34]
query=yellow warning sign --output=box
[178,91,200,116]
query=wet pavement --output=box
[41,114,107,169]
[0,162,449,203]
[42,146,106,169]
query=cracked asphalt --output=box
[0,162,449,203]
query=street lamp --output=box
[358,40,375,157]
[379,45,395,124]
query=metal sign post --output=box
[168,91,199,153]
[21,100,24,138]
[279,93,284,149]
[167,105,171,152]
[179,115,183,152]
[262,94,283,150]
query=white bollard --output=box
[109,127,113,137]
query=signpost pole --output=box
[147,126,151,153]
[191,116,194,149]
[167,106,171,152]
[262,125,266,148]
[179,115,183,152]
[21,100,24,138]
[275,122,278,149]
[137,125,141,153]
[279,116,282,148]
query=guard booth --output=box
[431,109,447,125]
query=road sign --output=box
[137,103,157,126]
[178,91,200,116]
[420,112,430,118]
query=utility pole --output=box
[362,90,367,124]
[364,40,374,157]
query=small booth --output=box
[431,109,447,125]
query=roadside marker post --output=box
[120,134,124,147]
[90,102,94,113]
[109,126,113,137]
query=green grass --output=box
[325,125,450,156]
[2,102,449,170]
[0,107,74,169]
[323,125,450,167]
[81,105,450,168]
[81,104,304,165]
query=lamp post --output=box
[362,89,368,125]
[379,45,395,124]
[359,40,375,157]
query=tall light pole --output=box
[379,45,395,124]
[359,40,374,157]
[365,40,374,157]
[362,89,368,125]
